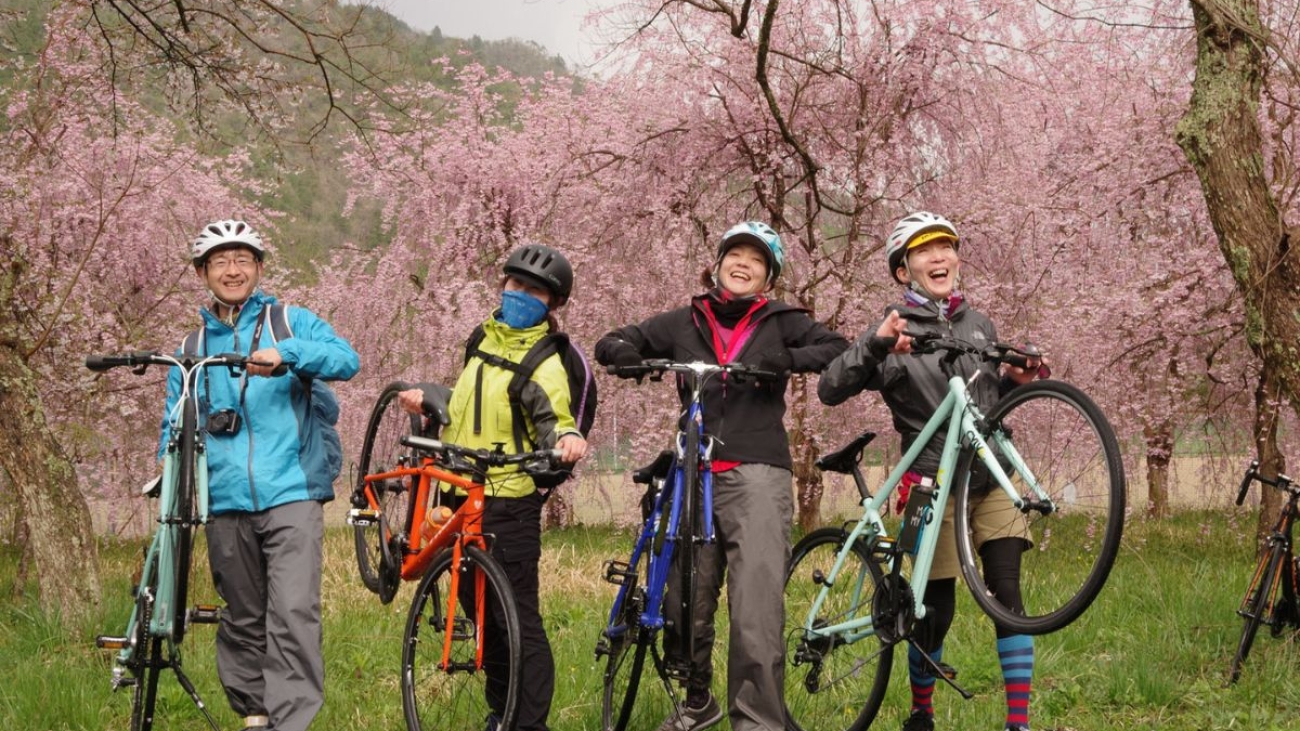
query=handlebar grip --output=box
[85,355,114,372]
[1236,460,1258,506]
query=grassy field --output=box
[2,509,1299,731]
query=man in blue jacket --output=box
[162,220,360,731]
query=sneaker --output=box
[485,714,502,731]
[655,693,723,731]
[902,710,935,731]
[1005,726,1031,731]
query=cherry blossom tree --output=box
[0,7,251,618]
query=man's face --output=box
[199,246,263,306]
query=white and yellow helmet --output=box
[885,212,958,283]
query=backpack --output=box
[182,304,344,483]
[464,324,598,490]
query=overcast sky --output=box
[371,0,601,65]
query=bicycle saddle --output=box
[632,450,675,484]
[816,431,877,474]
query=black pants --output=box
[478,492,554,731]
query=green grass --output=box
[2,510,1299,730]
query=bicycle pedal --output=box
[111,668,137,690]
[603,560,636,586]
[935,662,957,680]
[347,508,380,526]
[96,635,131,650]
[189,604,222,624]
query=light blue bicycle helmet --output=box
[716,221,785,287]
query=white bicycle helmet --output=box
[885,212,959,283]
[191,220,266,265]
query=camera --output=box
[207,409,242,435]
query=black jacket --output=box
[596,292,847,469]
[819,297,1006,474]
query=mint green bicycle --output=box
[783,334,1125,731]
[91,350,269,731]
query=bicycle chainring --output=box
[872,573,916,645]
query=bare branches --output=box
[86,0,406,144]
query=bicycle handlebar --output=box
[1236,459,1296,506]
[87,351,282,375]
[605,359,780,384]
[904,332,1048,372]
[400,435,564,475]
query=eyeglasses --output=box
[206,256,259,271]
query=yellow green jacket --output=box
[442,317,580,498]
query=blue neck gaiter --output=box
[498,290,549,329]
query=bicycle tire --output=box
[130,635,165,731]
[355,382,420,603]
[599,542,652,731]
[1229,541,1285,683]
[128,553,163,731]
[954,379,1126,635]
[676,425,701,681]
[171,396,198,645]
[783,527,892,731]
[402,544,522,731]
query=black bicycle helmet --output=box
[503,244,573,304]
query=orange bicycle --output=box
[348,381,560,731]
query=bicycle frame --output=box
[800,369,1052,645]
[355,434,558,672]
[609,383,717,643]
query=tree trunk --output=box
[0,340,102,621]
[1143,422,1174,519]
[788,376,824,535]
[1176,0,1300,543]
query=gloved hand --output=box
[606,341,643,369]
[753,349,793,376]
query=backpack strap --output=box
[464,329,566,454]
[181,325,205,357]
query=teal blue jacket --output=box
[160,290,360,514]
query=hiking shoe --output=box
[655,693,723,731]
[902,710,935,731]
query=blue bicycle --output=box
[594,360,775,731]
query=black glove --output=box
[607,341,643,368]
[753,349,793,376]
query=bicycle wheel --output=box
[131,635,165,731]
[171,400,198,644]
[955,379,1125,635]
[599,542,652,731]
[402,545,522,731]
[783,527,892,731]
[355,382,420,603]
[128,556,164,731]
[1229,541,1285,683]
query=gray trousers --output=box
[206,501,325,731]
[663,463,794,731]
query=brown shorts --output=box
[926,485,1033,581]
